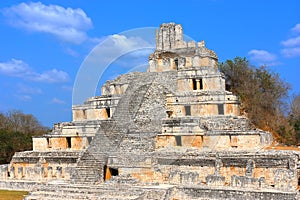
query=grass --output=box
[0,190,28,200]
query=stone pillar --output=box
[245,159,255,177]
[48,166,53,179]
[175,24,183,43]
[17,166,23,179]
[215,158,222,176]
[9,166,14,179]
[196,80,200,90]
[156,29,161,50]
[56,166,62,179]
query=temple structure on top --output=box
[0,23,299,200]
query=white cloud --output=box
[2,2,92,44]
[65,48,79,57]
[15,94,32,101]
[280,23,300,58]
[281,36,300,47]
[34,69,69,83]
[17,84,43,94]
[281,47,300,58]
[292,23,300,33]
[248,49,279,66]
[51,97,66,104]
[0,59,69,83]
[0,59,30,76]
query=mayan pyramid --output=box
[0,22,299,200]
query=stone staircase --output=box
[24,181,173,200]
[70,150,106,184]
[111,72,158,125]
[24,183,142,200]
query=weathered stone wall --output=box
[72,95,120,121]
[34,136,91,151]
[0,151,80,184]
[172,186,299,200]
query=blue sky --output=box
[0,0,299,127]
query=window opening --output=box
[218,104,224,115]
[106,107,111,118]
[104,165,119,181]
[66,137,71,148]
[46,138,50,148]
[174,58,178,70]
[192,79,197,90]
[199,78,203,90]
[185,105,191,116]
[87,137,93,144]
[175,136,182,146]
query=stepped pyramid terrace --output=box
[0,23,300,199]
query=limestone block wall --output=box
[157,117,272,150]
[166,93,240,117]
[0,151,80,182]
[52,121,101,136]
[73,107,113,121]
[102,83,129,95]
[7,163,74,181]
[72,96,120,121]
[151,152,299,191]
[148,55,217,73]
[177,67,224,92]
[48,137,68,150]
[156,135,203,149]
[0,165,8,180]
[156,134,263,151]
[156,23,183,51]
[32,137,48,151]
[33,136,91,151]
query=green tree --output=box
[289,94,300,143]
[5,110,47,135]
[0,110,48,164]
[219,57,293,144]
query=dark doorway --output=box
[87,137,93,144]
[192,79,197,90]
[174,58,178,70]
[175,136,182,146]
[106,108,111,118]
[46,138,50,148]
[199,79,203,90]
[185,105,191,116]
[218,104,224,115]
[66,137,71,148]
[104,165,119,181]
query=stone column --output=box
[9,166,14,179]
[56,166,62,179]
[196,80,200,90]
[17,166,23,179]
[48,166,53,179]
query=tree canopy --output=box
[289,94,300,143]
[0,110,48,164]
[219,57,297,145]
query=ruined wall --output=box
[156,134,264,151]
[0,151,80,183]
[33,136,91,151]
[72,96,120,121]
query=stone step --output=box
[24,183,145,200]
